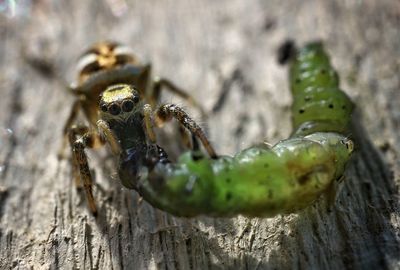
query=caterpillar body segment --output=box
[290,42,354,136]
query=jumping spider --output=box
[61,41,216,215]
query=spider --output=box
[60,41,217,215]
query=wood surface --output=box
[0,0,399,269]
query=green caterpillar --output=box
[289,42,354,136]
[92,42,354,217]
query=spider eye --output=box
[100,104,108,112]
[109,103,121,115]
[122,100,134,112]
[132,95,139,103]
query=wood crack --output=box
[1,82,22,180]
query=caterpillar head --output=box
[305,132,354,179]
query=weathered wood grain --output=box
[0,0,399,269]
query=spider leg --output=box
[69,125,104,216]
[58,100,81,159]
[153,104,217,159]
[178,124,192,149]
[142,104,157,143]
[140,67,208,151]
[97,120,121,155]
[152,76,207,118]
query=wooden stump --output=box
[0,0,399,269]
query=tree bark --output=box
[0,0,399,269]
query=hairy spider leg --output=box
[68,125,105,215]
[152,104,217,159]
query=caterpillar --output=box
[111,42,354,217]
